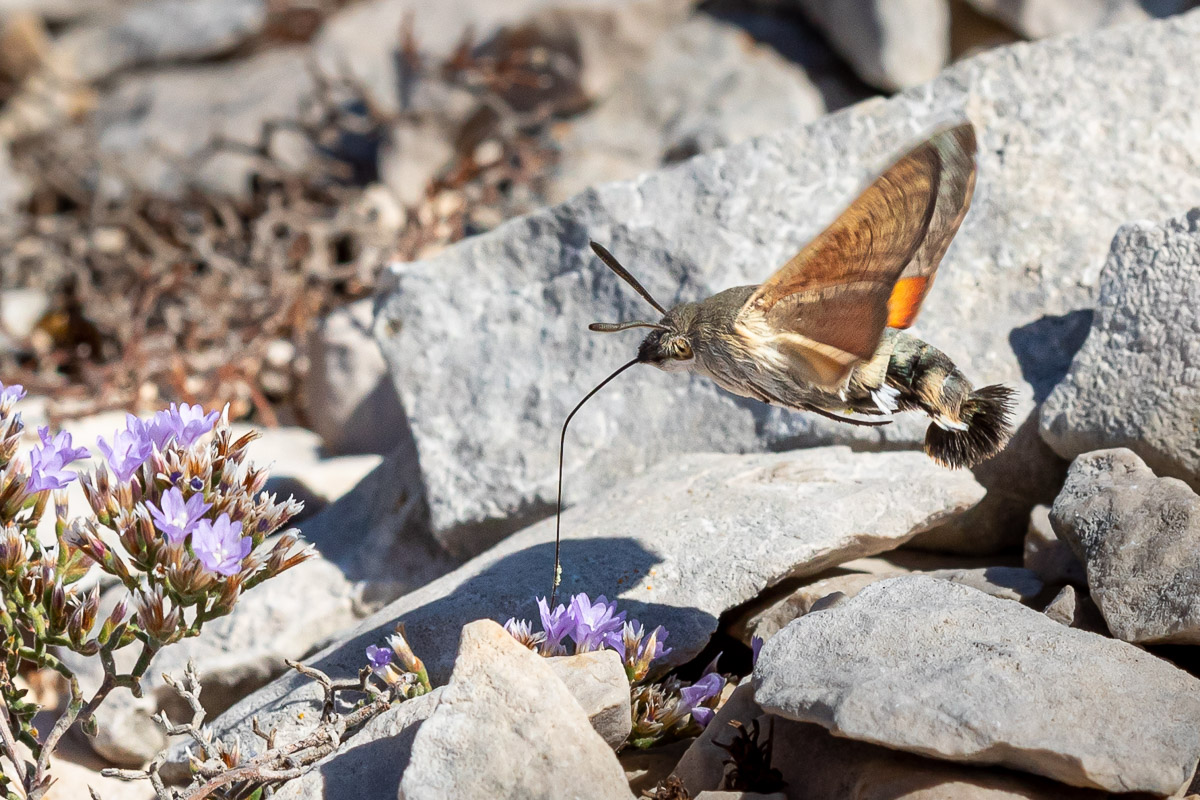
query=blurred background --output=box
[0,0,1192,441]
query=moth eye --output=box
[674,340,693,360]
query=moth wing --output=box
[887,123,976,328]
[740,123,975,389]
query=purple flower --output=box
[365,644,392,671]
[678,672,724,715]
[537,596,574,654]
[567,593,626,653]
[751,635,764,667]
[27,427,90,493]
[191,514,250,576]
[691,706,715,728]
[0,381,25,405]
[148,487,212,544]
[96,415,153,482]
[149,403,219,449]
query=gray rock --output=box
[788,0,950,91]
[754,575,1200,794]
[303,298,406,456]
[0,287,48,339]
[262,650,627,798]
[962,0,1190,38]
[525,0,691,101]
[376,13,1200,554]
[745,566,1042,643]
[672,682,761,795]
[1041,584,1108,635]
[271,689,443,800]
[312,0,683,120]
[0,0,127,23]
[50,0,267,82]
[192,446,982,765]
[92,48,316,198]
[294,431,459,601]
[1050,447,1200,644]
[547,650,631,749]
[745,573,887,643]
[1040,211,1200,490]
[678,683,1109,799]
[379,118,455,209]
[232,424,382,517]
[620,738,691,798]
[397,620,633,800]
[0,142,30,215]
[0,11,47,82]
[69,555,367,767]
[550,14,830,203]
[310,0,549,119]
[1024,503,1086,586]
[771,717,1114,800]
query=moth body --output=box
[583,121,1015,469]
[638,307,1013,467]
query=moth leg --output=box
[802,404,894,427]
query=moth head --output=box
[585,239,697,371]
[635,324,695,372]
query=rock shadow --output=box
[1008,309,1094,404]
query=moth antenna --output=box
[588,321,669,333]
[551,357,642,608]
[590,241,668,316]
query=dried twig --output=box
[102,658,403,800]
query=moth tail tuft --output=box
[924,384,1016,469]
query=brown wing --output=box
[887,123,976,328]
[739,122,976,389]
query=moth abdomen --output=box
[884,333,1015,468]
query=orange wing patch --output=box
[887,276,929,329]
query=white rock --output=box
[397,620,633,800]
[754,575,1200,794]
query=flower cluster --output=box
[70,405,310,624]
[504,593,671,680]
[504,592,727,749]
[363,624,432,700]
[0,384,312,798]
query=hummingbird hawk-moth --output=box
[549,121,1014,599]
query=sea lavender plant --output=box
[361,623,432,700]
[0,387,311,800]
[504,592,725,749]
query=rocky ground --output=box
[5,0,1200,799]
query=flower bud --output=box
[0,525,28,573]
